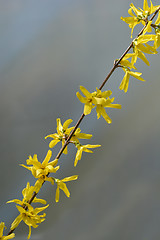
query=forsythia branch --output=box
[0,0,159,239]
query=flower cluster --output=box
[45,118,101,166]
[121,0,160,38]
[45,118,92,154]
[77,86,121,123]
[7,148,80,238]
[118,0,160,92]
[20,150,59,186]
[10,204,49,239]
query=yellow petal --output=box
[120,59,136,69]
[55,187,60,202]
[62,175,78,182]
[145,43,158,54]
[137,34,156,44]
[56,118,63,134]
[42,150,52,166]
[75,148,83,165]
[11,214,23,230]
[130,3,142,16]
[155,11,160,25]
[94,97,107,105]
[155,34,160,48]
[48,158,58,167]
[27,226,32,239]
[137,50,150,65]
[143,21,152,35]
[0,222,5,237]
[74,132,92,139]
[119,71,130,92]
[143,0,149,12]
[34,179,44,192]
[84,144,101,149]
[101,110,112,123]
[121,16,135,24]
[49,139,60,148]
[62,141,68,154]
[63,119,73,130]
[33,197,47,205]
[5,233,15,239]
[76,92,86,103]
[59,182,70,198]
[80,86,91,97]
[84,103,92,115]
[19,164,32,172]
[45,177,54,185]
[33,204,49,214]
[7,199,22,205]
[107,103,121,109]
[128,7,135,17]
[129,71,145,81]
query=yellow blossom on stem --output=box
[0,222,15,240]
[76,86,96,115]
[7,182,46,207]
[45,118,74,154]
[128,34,157,66]
[119,68,145,93]
[133,34,157,54]
[20,150,59,184]
[120,53,137,69]
[54,176,78,202]
[92,88,121,123]
[121,0,160,38]
[74,143,101,167]
[121,7,142,38]
[45,118,92,152]
[71,128,92,143]
[11,204,49,239]
[77,86,121,123]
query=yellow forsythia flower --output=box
[77,86,121,123]
[76,86,95,115]
[119,68,145,92]
[134,34,157,53]
[121,0,160,38]
[0,222,15,239]
[45,118,74,154]
[11,204,49,239]
[71,127,92,143]
[45,118,92,153]
[120,53,137,69]
[20,150,59,184]
[93,88,121,123]
[74,143,101,167]
[7,182,46,206]
[131,34,157,65]
[55,176,78,202]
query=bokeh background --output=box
[0,0,160,239]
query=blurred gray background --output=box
[0,0,160,239]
